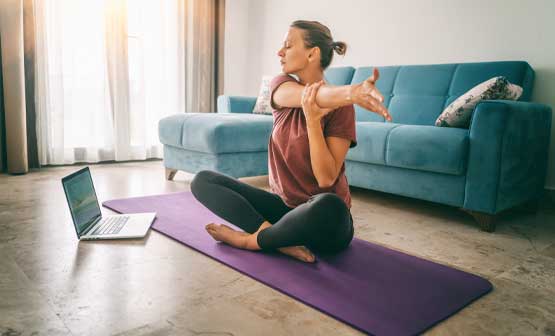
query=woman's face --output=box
[277,27,313,74]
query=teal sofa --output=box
[158,61,552,232]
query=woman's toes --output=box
[205,223,221,239]
[303,252,315,263]
[219,224,233,232]
[299,247,316,263]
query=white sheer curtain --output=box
[34,0,185,164]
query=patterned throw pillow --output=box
[252,76,274,115]
[435,76,523,128]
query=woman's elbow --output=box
[317,177,335,189]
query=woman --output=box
[191,20,391,263]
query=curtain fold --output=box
[105,0,132,161]
[0,37,5,172]
[216,0,225,100]
[0,0,28,174]
[183,0,223,112]
[23,0,39,169]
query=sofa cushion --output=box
[448,61,534,102]
[252,76,274,115]
[435,76,523,128]
[159,113,273,154]
[388,64,458,126]
[346,122,402,164]
[386,125,469,175]
[324,66,355,86]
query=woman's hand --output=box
[301,80,334,124]
[350,68,392,121]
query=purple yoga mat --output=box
[103,191,492,336]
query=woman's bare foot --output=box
[278,246,316,263]
[206,221,316,263]
[255,221,316,263]
[205,223,251,249]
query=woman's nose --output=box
[277,49,284,57]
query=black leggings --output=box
[190,170,354,254]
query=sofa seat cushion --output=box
[386,125,469,175]
[159,113,273,154]
[346,122,402,164]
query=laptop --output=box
[62,167,156,240]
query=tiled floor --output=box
[1,161,554,335]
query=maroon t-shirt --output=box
[268,74,357,209]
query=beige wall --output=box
[225,0,555,188]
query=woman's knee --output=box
[305,193,347,228]
[190,170,217,195]
[310,193,348,217]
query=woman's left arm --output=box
[302,81,351,188]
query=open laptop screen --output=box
[62,167,101,236]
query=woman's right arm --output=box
[273,81,352,110]
[272,69,391,121]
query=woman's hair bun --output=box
[332,41,347,56]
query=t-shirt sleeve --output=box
[269,74,298,110]
[323,104,358,148]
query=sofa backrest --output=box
[324,66,356,86]
[324,61,535,125]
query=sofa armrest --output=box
[217,95,257,113]
[464,100,552,214]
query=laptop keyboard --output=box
[91,216,130,235]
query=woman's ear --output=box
[308,47,320,62]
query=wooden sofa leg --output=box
[165,168,177,181]
[463,209,497,232]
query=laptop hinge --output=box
[82,215,102,236]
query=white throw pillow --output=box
[435,76,523,128]
[252,76,274,115]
